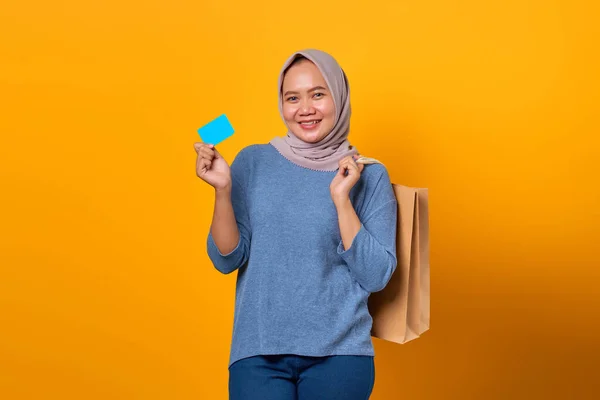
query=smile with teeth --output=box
[299,120,321,125]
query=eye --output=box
[287,96,298,101]
[314,92,324,98]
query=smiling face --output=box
[281,58,336,144]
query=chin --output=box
[292,131,322,143]
[291,123,333,143]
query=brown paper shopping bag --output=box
[356,156,430,344]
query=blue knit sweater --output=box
[206,143,398,368]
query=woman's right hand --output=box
[194,142,232,190]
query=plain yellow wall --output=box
[1,0,599,399]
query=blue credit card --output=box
[197,114,234,145]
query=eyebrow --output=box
[283,86,328,97]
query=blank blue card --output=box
[197,114,234,145]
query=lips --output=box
[298,119,322,125]
[297,119,322,131]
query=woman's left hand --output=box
[330,154,364,206]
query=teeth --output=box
[301,121,320,125]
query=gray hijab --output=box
[269,49,359,171]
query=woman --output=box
[194,49,398,400]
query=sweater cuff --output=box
[208,232,242,257]
[337,223,367,258]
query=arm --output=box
[336,169,398,293]
[206,152,251,274]
[210,185,240,255]
[336,198,362,252]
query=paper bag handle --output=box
[355,156,384,166]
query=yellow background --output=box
[1,0,599,398]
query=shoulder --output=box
[232,143,279,172]
[360,162,392,186]
[230,144,274,181]
[233,143,271,163]
[355,161,396,209]
[231,144,262,167]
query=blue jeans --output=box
[228,354,375,400]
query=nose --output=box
[299,98,316,115]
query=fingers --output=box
[338,155,361,174]
[337,162,349,176]
[355,155,364,172]
[194,142,216,175]
[194,142,214,152]
[197,157,212,175]
[199,147,215,161]
[194,142,218,156]
[196,150,211,172]
[194,142,218,161]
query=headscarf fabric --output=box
[269,49,359,172]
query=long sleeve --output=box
[337,168,398,293]
[206,151,251,274]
